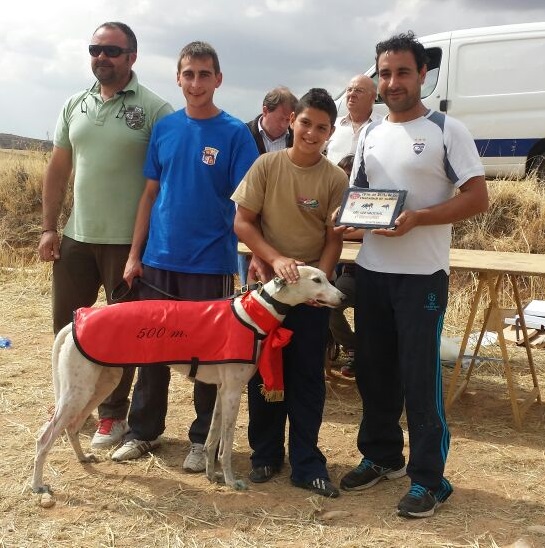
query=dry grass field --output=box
[1,150,545,547]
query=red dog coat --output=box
[73,292,292,401]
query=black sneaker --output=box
[292,477,340,498]
[340,458,406,491]
[397,479,453,519]
[249,465,281,483]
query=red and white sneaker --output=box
[91,418,129,449]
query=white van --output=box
[336,22,545,179]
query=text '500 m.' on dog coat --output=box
[72,293,293,401]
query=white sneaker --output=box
[183,443,206,472]
[111,438,160,461]
[91,418,129,449]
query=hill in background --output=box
[0,133,52,152]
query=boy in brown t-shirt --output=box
[231,88,347,497]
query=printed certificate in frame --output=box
[336,188,407,229]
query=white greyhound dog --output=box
[32,265,344,502]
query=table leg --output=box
[446,271,542,428]
[445,274,486,409]
[508,274,542,415]
[488,273,522,428]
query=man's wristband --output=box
[41,229,57,234]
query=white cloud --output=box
[368,0,432,36]
[1,0,543,138]
[265,0,306,13]
[245,6,264,18]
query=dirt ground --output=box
[1,266,544,548]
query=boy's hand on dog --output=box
[249,254,304,284]
[271,257,305,284]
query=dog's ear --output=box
[273,276,287,288]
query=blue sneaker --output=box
[434,477,454,503]
[397,479,453,518]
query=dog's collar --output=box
[235,282,263,297]
[259,288,292,316]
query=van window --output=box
[421,48,442,98]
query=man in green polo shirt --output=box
[38,21,173,449]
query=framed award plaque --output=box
[336,188,407,229]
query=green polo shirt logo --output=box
[124,106,146,130]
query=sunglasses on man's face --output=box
[88,45,134,58]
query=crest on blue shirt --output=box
[202,147,219,165]
[125,106,146,130]
[413,141,425,155]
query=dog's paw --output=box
[232,479,248,491]
[32,485,56,508]
[39,491,56,508]
[80,453,98,463]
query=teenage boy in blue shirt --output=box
[112,41,259,469]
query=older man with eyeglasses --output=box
[326,74,379,166]
[38,22,173,449]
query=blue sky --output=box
[1,0,544,139]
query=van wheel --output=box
[528,154,545,181]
